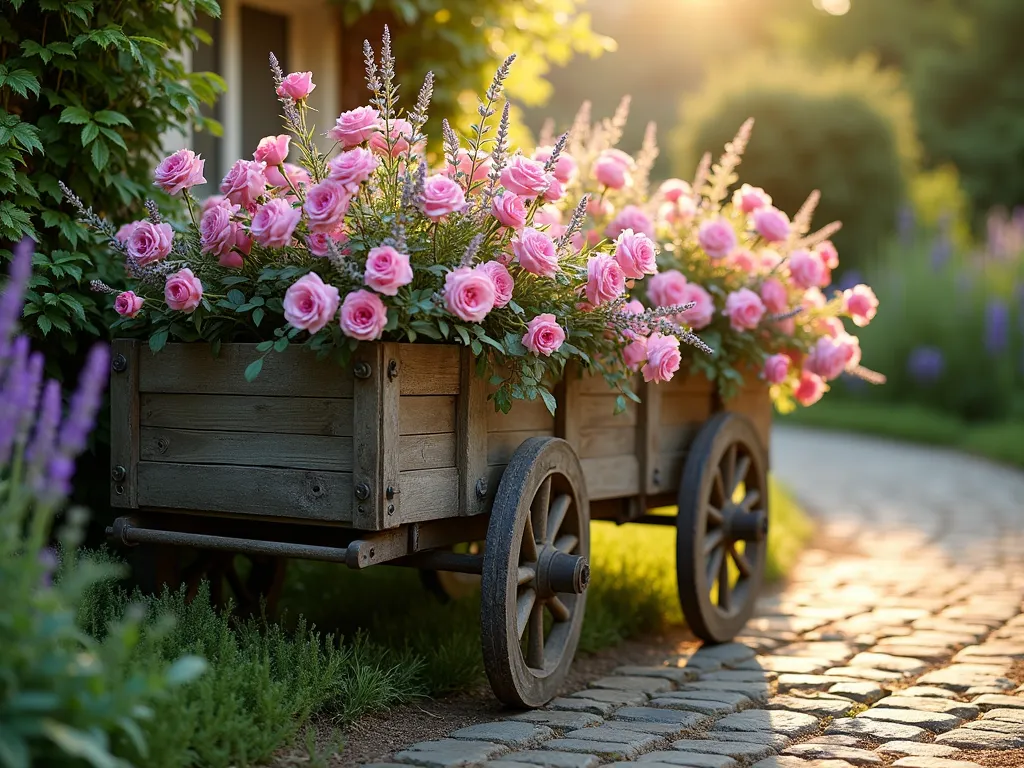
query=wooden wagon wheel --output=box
[481,437,591,708]
[677,412,768,643]
[419,542,484,602]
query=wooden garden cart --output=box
[107,340,771,707]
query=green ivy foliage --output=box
[0,0,224,369]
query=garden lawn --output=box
[782,399,1024,469]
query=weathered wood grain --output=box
[398,344,460,395]
[396,467,460,522]
[136,462,353,521]
[380,343,402,526]
[554,370,581,449]
[487,429,555,466]
[578,426,637,459]
[724,382,772,455]
[140,394,354,436]
[352,344,384,530]
[139,344,353,397]
[580,455,640,500]
[140,427,354,472]
[639,378,661,495]
[457,348,489,516]
[398,433,456,471]
[575,393,637,428]
[487,398,554,432]
[398,396,456,435]
[110,339,140,508]
[658,422,703,455]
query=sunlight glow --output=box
[813,0,851,16]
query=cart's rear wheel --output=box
[482,437,590,708]
[419,542,484,602]
[677,412,768,643]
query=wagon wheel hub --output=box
[720,506,768,543]
[532,546,590,598]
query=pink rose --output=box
[802,287,827,311]
[760,248,783,272]
[364,245,413,296]
[512,228,559,277]
[284,272,341,334]
[763,353,790,384]
[732,183,771,214]
[113,290,144,318]
[642,333,681,383]
[329,106,380,147]
[421,174,466,221]
[775,317,796,336]
[327,147,380,193]
[500,155,552,198]
[759,277,789,314]
[368,118,418,157]
[153,149,206,195]
[303,179,350,233]
[164,268,203,313]
[606,205,655,240]
[444,266,496,323]
[543,177,565,203]
[816,240,839,269]
[534,205,562,227]
[533,146,577,184]
[201,194,229,214]
[264,162,310,191]
[340,289,388,341]
[115,221,140,246]
[843,284,878,327]
[658,178,692,202]
[276,71,315,100]
[448,148,492,186]
[127,221,174,266]
[624,299,645,315]
[305,231,345,257]
[753,206,790,243]
[585,255,625,307]
[220,159,268,210]
[622,333,648,371]
[477,261,514,308]
[806,335,860,381]
[698,217,738,259]
[816,316,845,338]
[250,198,302,249]
[794,369,826,406]
[659,196,697,227]
[728,248,758,273]
[587,197,614,219]
[647,269,688,308]
[491,192,527,230]
[253,135,291,167]
[219,250,244,269]
[723,288,766,332]
[613,230,657,279]
[679,283,715,329]
[522,313,565,357]
[789,249,829,289]
[593,148,634,190]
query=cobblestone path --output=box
[365,426,1024,768]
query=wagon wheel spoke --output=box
[706,505,724,526]
[740,488,761,511]
[548,596,571,622]
[554,534,579,554]
[517,587,537,639]
[521,522,539,562]
[526,602,545,669]
[546,493,571,545]
[717,547,732,611]
[730,543,753,578]
[712,469,727,507]
[531,476,552,544]
[517,566,536,585]
[722,444,737,496]
[706,545,724,593]
[732,455,751,496]
[703,527,725,557]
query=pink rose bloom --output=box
[606,205,655,240]
[816,240,839,269]
[647,269,688,308]
[763,353,790,384]
[728,248,758,273]
[806,335,860,381]
[658,178,692,203]
[760,248,783,272]
[364,245,413,296]
[127,221,174,266]
[534,205,563,227]
[593,148,634,190]
[775,317,796,335]
[115,221,140,246]
[477,261,514,308]
[284,272,341,334]
[613,230,657,279]
[113,291,144,319]
[794,370,826,406]
[753,206,790,243]
[533,146,577,184]
[642,333,681,383]
[368,118,417,157]
[816,316,845,338]
[303,179,350,233]
[585,255,626,307]
[698,217,738,259]
[421,174,466,221]
[250,198,302,249]
[788,249,829,289]
[444,266,496,323]
[622,333,648,371]
[153,149,206,195]
[217,226,250,268]
[448,148,492,186]
[679,283,715,329]
[587,197,614,219]
[491,192,527,229]
[542,177,565,203]
[732,183,772,214]
[624,299,645,315]
[276,71,315,100]
[305,231,345,257]
[569,231,586,252]
[512,228,559,277]
[327,147,380,193]
[264,162,309,190]
[802,287,827,310]
[659,196,697,227]
[723,288,766,332]
[219,251,243,269]
[340,289,388,341]
[329,106,380,147]
[164,268,203,313]
[843,284,878,327]
[220,159,268,210]
[522,313,565,357]
[253,134,291,166]
[200,195,229,215]
[759,277,789,314]
[500,155,551,198]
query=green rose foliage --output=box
[0,0,224,371]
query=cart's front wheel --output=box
[481,437,590,708]
[677,413,768,643]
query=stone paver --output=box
[635,753,739,768]
[394,739,509,767]
[497,751,599,768]
[855,707,962,734]
[669,739,775,761]
[826,682,886,704]
[783,743,882,765]
[450,722,553,748]
[508,711,604,731]
[871,696,979,720]
[590,676,674,695]
[874,742,962,758]
[892,760,983,768]
[768,696,856,718]
[972,693,1024,710]
[825,717,930,742]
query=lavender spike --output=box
[57,343,110,457]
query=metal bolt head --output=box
[387,504,395,515]
[475,476,488,499]
[354,482,370,500]
[652,468,662,487]
[387,359,399,381]
[111,465,127,482]
[385,486,395,500]
[353,361,371,379]
[111,354,127,373]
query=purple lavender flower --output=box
[984,299,1010,355]
[836,270,864,293]
[907,346,944,384]
[26,379,62,496]
[57,344,110,457]
[897,204,915,245]
[38,547,58,588]
[0,336,38,465]
[929,234,952,272]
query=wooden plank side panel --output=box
[487,429,555,466]
[138,343,353,397]
[581,455,640,500]
[723,382,772,457]
[140,427,354,472]
[457,348,489,516]
[578,426,637,459]
[487,398,554,433]
[140,394,354,436]
[398,344,460,395]
[576,394,637,428]
[396,467,460,523]
[399,396,456,435]
[110,339,140,508]
[136,462,353,521]
[351,344,384,530]
[399,433,456,471]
